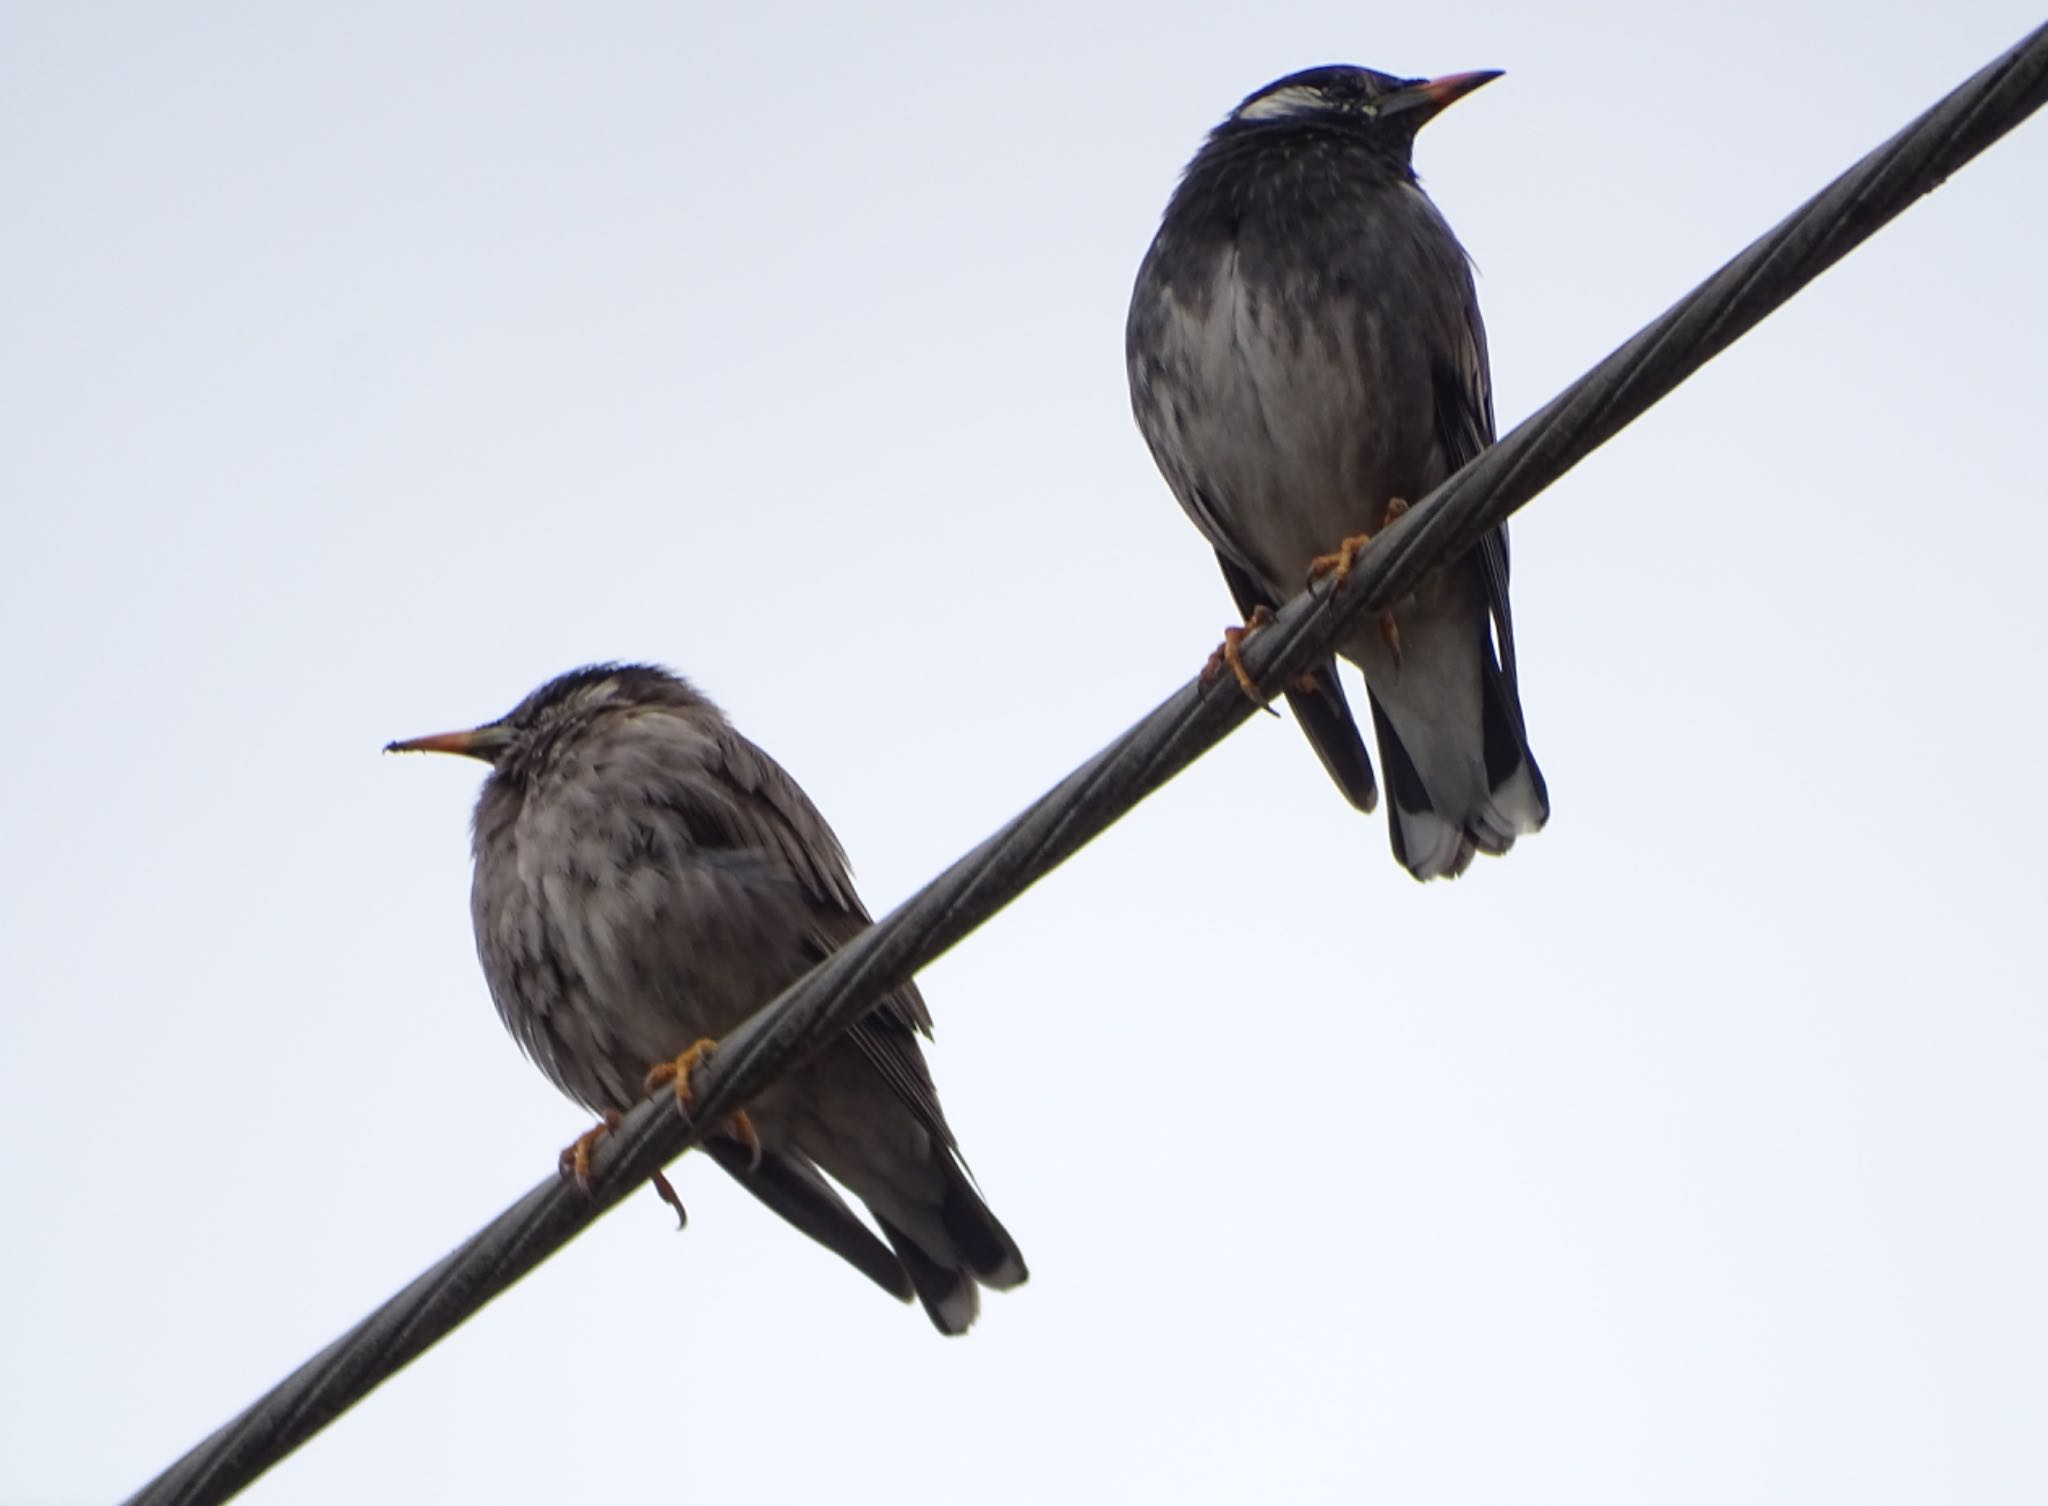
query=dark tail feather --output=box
[1367,648,1547,882]
[877,1167,1028,1337]
[1477,655,1549,852]
[877,1215,980,1335]
[706,1139,914,1304]
[940,1166,1028,1289]
[1282,665,1379,813]
[1367,691,1476,881]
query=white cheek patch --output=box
[1234,85,1333,122]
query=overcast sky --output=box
[4,4,2045,1503]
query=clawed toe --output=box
[558,1112,624,1191]
[1201,605,1279,712]
[1307,532,1373,587]
[556,1111,689,1227]
[646,1038,761,1175]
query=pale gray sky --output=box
[4,4,2045,1503]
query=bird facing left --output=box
[389,662,1027,1335]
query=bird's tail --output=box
[1364,612,1548,882]
[874,1160,1028,1336]
[708,1137,916,1304]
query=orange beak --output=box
[1378,69,1503,125]
[385,724,512,761]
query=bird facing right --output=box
[1126,65,1549,881]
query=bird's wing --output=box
[1213,550,1379,812]
[701,1136,915,1302]
[703,721,957,1154]
[1432,298,1523,695]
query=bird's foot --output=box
[646,1039,762,1174]
[557,1111,690,1229]
[1309,502,1407,668]
[1307,499,1408,589]
[558,1112,623,1191]
[647,1169,688,1229]
[721,1111,765,1175]
[1371,503,1409,669]
[645,1038,716,1108]
[1307,532,1374,588]
[1201,605,1280,713]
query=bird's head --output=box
[386,662,702,775]
[1223,65,1501,154]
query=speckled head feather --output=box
[473,663,715,781]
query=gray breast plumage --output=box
[468,715,812,1116]
[1129,162,1480,597]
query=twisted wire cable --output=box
[123,22,2048,1506]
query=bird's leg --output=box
[647,1169,688,1229]
[556,1111,689,1229]
[1373,497,1409,668]
[646,1038,762,1174]
[1307,532,1373,587]
[644,1038,715,1106]
[1309,499,1408,669]
[721,1111,765,1176]
[1378,610,1404,669]
[559,1111,622,1190]
[1201,604,1280,713]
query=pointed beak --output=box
[1376,68,1503,127]
[384,723,514,762]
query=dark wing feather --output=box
[1431,299,1524,697]
[704,722,956,1153]
[702,723,929,1033]
[1213,551,1379,813]
[701,1137,914,1302]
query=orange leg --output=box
[1201,604,1279,710]
[1309,500,1408,669]
[644,1038,715,1104]
[1307,532,1373,587]
[1308,496,1411,587]
[557,1111,689,1229]
[646,1039,762,1174]
[721,1112,764,1175]
[647,1169,687,1229]
[558,1112,622,1190]
[1373,499,1409,669]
